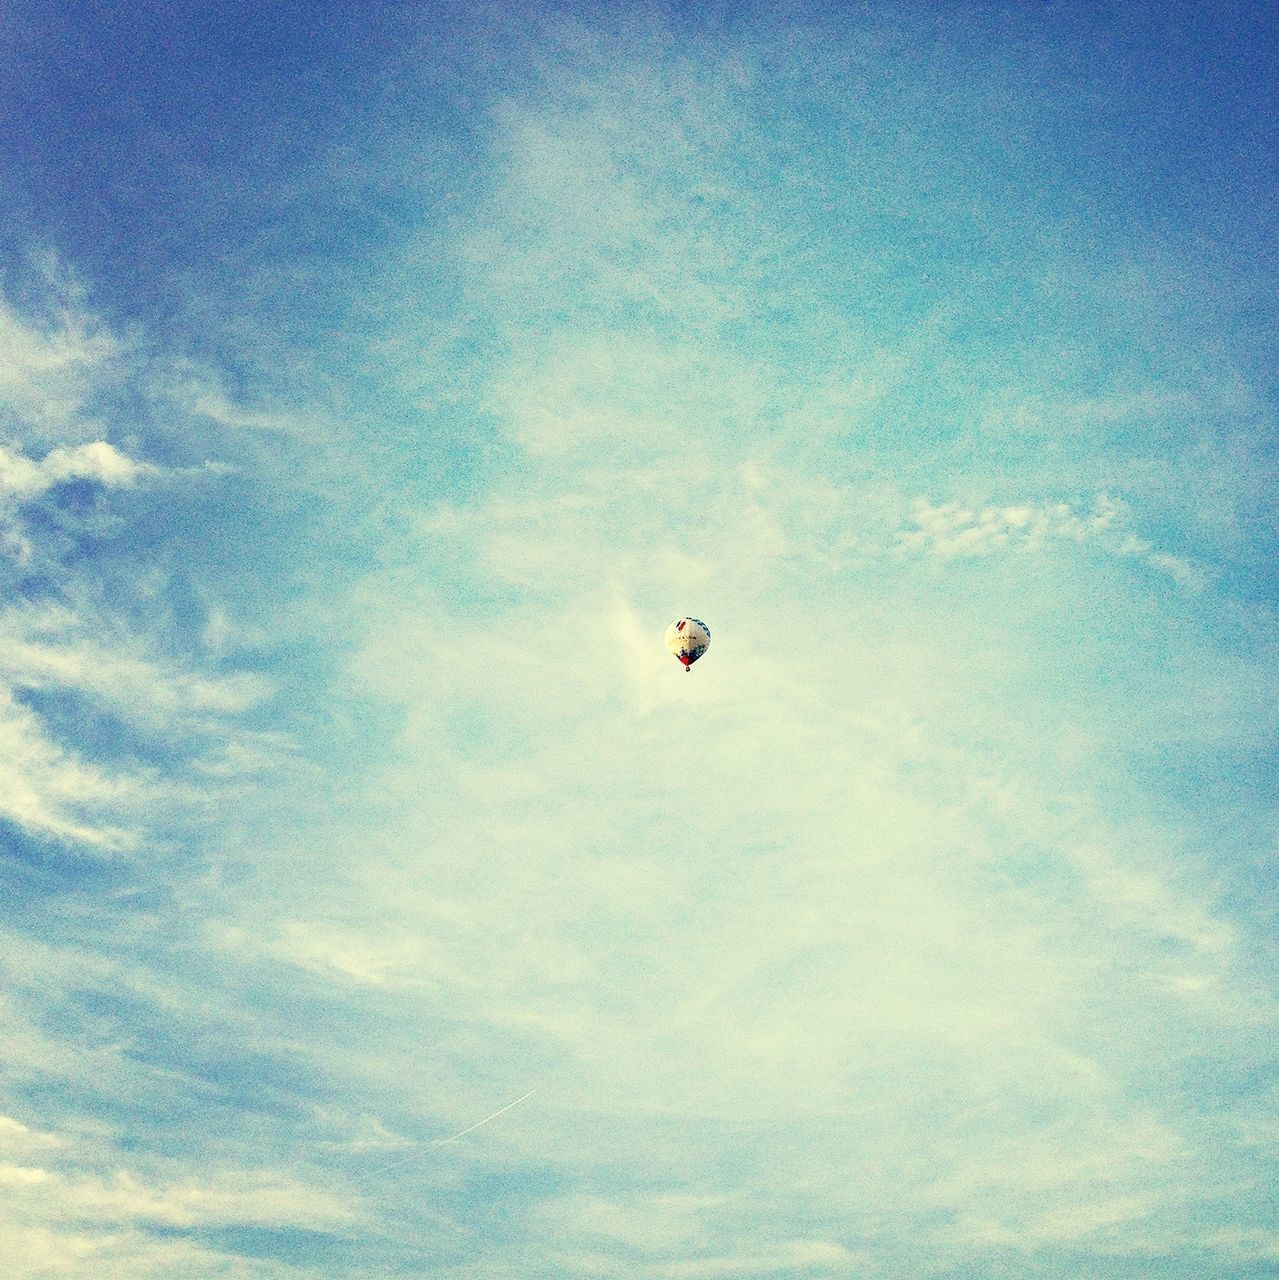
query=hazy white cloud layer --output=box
[2,6,1276,1279]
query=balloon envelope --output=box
[665,617,711,669]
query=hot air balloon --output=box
[665,617,711,671]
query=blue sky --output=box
[2,2,1277,1276]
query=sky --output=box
[1,2,1277,1276]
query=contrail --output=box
[434,1088,538,1146]
[357,1089,538,1182]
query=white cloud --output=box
[537,1192,859,1275]
[0,281,120,438]
[285,72,1268,1245]
[0,684,142,849]
[556,1241,861,1278]
[230,919,435,989]
[3,16,1272,1279]
[978,388,1205,439]
[7,1165,355,1231]
[896,493,1203,583]
[483,336,774,458]
[0,276,295,860]
[0,978,359,1276]
[167,364,308,436]
[0,440,154,570]
[1203,1227,1279,1263]
[0,1228,297,1280]
[257,44,1279,1268]
[0,1160,352,1280]
[0,597,280,852]
[38,440,151,490]
[306,494,1252,1246]
[192,731,301,778]
[0,1116,64,1155]
[0,605,271,725]
[540,1192,729,1252]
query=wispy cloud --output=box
[2,6,1276,1278]
[0,273,121,440]
[897,493,1206,584]
[0,605,270,726]
[0,274,297,858]
[0,1115,355,1280]
[166,364,312,437]
[0,685,142,849]
[0,440,152,501]
[280,17,1279,1276]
